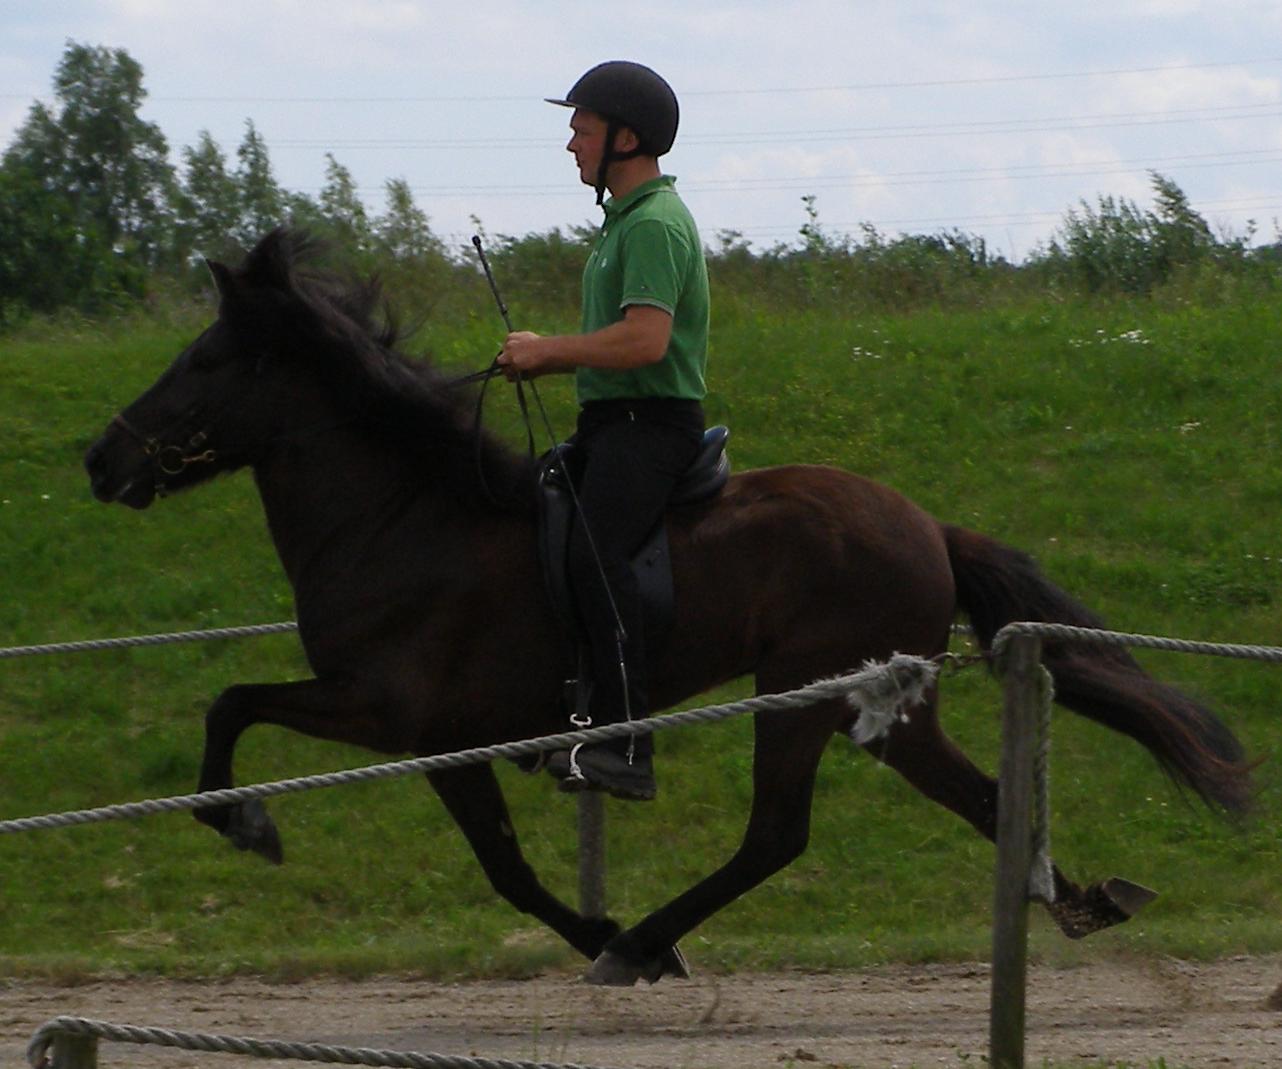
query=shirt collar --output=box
[603,175,677,220]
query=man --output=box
[497,60,709,801]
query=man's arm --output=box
[497,304,672,378]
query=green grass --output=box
[1,292,1280,980]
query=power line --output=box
[248,100,1282,152]
[5,55,1281,105]
[295,149,1281,200]
[684,56,1282,95]
[704,194,1282,241]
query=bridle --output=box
[110,411,219,480]
[109,357,514,499]
[108,355,281,495]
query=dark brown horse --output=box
[84,230,1250,985]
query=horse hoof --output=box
[585,950,644,986]
[223,799,284,865]
[1047,876,1157,939]
[584,944,690,986]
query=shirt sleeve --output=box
[617,216,691,315]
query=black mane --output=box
[239,229,535,512]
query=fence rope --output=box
[0,653,939,837]
[1027,662,1056,903]
[26,1015,620,1069]
[993,621,1282,662]
[0,621,299,660]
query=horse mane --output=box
[239,228,536,513]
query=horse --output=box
[84,229,1251,985]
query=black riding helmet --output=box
[546,60,679,205]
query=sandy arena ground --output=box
[6,956,1282,1068]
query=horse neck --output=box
[250,418,443,594]
[247,399,528,594]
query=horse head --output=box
[85,229,342,509]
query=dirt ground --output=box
[6,956,1282,1069]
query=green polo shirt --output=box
[576,175,709,404]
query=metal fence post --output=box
[577,792,607,918]
[989,632,1042,1069]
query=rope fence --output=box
[26,1016,620,1069]
[0,653,940,837]
[986,620,1282,1069]
[0,621,299,660]
[12,616,1282,1069]
[993,620,1282,663]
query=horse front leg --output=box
[195,676,397,864]
[427,763,623,962]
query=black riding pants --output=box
[565,398,704,749]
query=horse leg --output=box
[427,764,623,961]
[587,703,839,985]
[868,690,1154,938]
[195,677,399,864]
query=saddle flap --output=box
[536,425,731,645]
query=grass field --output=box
[1,285,1280,989]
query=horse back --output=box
[656,464,956,699]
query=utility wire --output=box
[7,54,1279,104]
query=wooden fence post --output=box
[989,632,1043,1069]
[577,792,607,918]
[49,1031,98,1068]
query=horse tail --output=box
[943,524,1252,816]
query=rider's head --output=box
[546,61,679,205]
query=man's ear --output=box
[613,125,641,154]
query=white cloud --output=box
[4,2,1281,251]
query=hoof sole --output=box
[1048,876,1157,939]
[1100,876,1158,917]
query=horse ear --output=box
[243,227,294,292]
[205,259,234,298]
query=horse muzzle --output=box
[85,426,159,509]
[85,415,221,508]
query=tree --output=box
[0,168,115,322]
[1038,173,1218,295]
[376,177,444,263]
[235,120,284,246]
[3,41,176,266]
[317,153,372,252]
[177,130,242,261]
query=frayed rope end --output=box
[837,652,940,745]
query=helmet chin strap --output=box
[594,119,645,207]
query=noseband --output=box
[111,412,218,479]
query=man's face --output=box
[566,109,610,187]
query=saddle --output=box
[536,425,730,659]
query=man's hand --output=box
[497,331,548,380]
[496,306,672,381]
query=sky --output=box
[2,1,1282,262]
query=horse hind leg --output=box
[870,692,1156,938]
